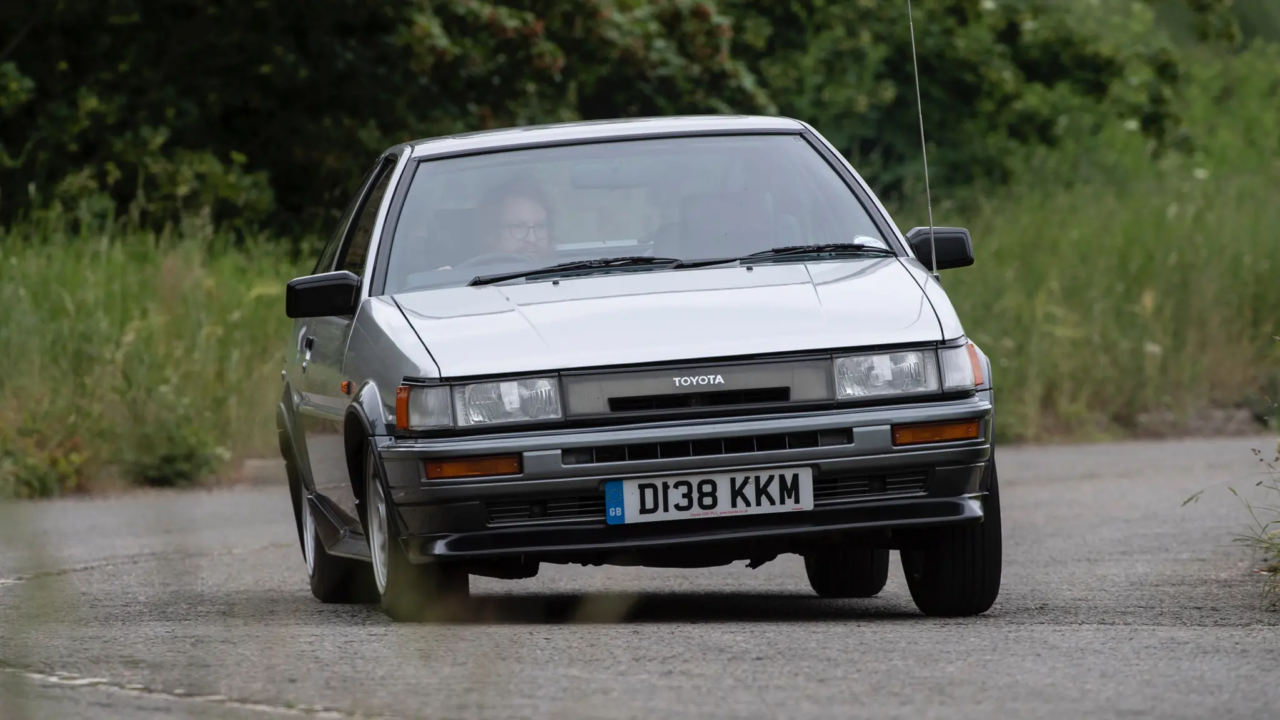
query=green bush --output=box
[0,422,87,500]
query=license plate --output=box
[604,468,814,525]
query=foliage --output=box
[0,421,87,500]
[918,42,1280,441]
[0,0,767,232]
[0,210,301,496]
[0,0,1239,229]
[727,0,1190,193]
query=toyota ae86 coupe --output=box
[278,115,999,621]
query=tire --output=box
[365,453,469,621]
[803,545,890,598]
[299,477,378,604]
[900,458,1002,617]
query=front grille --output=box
[608,387,790,413]
[562,429,853,466]
[813,472,928,505]
[486,496,606,525]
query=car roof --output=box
[406,115,806,159]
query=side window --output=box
[313,162,379,274]
[338,157,398,277]
[312,222,345,275]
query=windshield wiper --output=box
[469,256,686,286]
[746,243,897,261]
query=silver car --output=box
[278,115,999,621]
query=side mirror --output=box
[905,227,974,271]
[286,271,360,318]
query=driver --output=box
[476,178,556,262]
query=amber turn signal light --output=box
[425,455,522,480]
[965,343,985,386]
[892,419,981,446]
[395,386,411,429]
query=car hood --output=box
[393,259,945,378]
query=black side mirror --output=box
[905,227,974,271]
[286,271,360,318]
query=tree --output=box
[0,0,768,231]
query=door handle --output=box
[302,335,315,374]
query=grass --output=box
[915,42,1280,442]
[2,45,1278,497]
[1237,439,1280,607]
[0,211,304,498]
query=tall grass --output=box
[0,212,303,497]
[928,42,1280,442]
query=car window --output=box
[313,162,380,275]
[382,135,889,294]
[338,157,397,277]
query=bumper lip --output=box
[406,495,984,562]
[379,394,993,502]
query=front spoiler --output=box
[405,494,984,562]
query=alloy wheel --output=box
[300,485,316,575]
[367,462,390,596]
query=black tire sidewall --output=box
[901,457,1002,617]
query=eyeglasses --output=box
[503,223,550,242]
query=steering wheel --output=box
[455,252,535,269]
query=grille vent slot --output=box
[608,387,790,413]
[562,429,852,466]
[813,472,928,505]
[486,496,606,525]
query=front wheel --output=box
[900,459,1002,617]
[300,483,377,604]
[365,454,469,621]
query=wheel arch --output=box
[342,381,391,526]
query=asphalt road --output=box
[1,436,1278,720]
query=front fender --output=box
[349,380,390,439]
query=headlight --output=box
[396,385,452,430]
[453,378,562,427]
[834,350,939,399]
[939,343,985,391]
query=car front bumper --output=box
[374,393,994,563]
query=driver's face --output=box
[492,196,551,258]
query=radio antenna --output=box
[906,0,938,278]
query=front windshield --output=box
[383,134,890,293]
